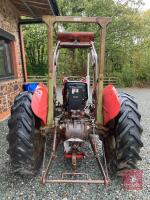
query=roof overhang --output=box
[11,0,59,18]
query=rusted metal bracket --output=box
[41,128,57,184]
[89,134,109,185]
[40,131,110,185]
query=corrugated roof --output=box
[11,0,59,17]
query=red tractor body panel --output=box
[57,32,94,43]
[57,32,94,48]
[103,85,120,125]
[31,83,48,125]
[31,83,120,126]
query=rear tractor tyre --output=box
[7,91,45,175]
[104,93,143,175]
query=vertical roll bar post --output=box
[42,16,111,127]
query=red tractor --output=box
[7,16,143,185]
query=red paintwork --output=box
[57,32,94,43]
[65,153,85,159]
[31,83,120,126]
[103,84,120,125]
[31,83,48,125]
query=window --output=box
[0,40,14,79]
[0,29,16,80]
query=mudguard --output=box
[31,83,48,125]
[103,84,120,125]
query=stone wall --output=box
[0,0,24,121]
[0,79,23,120]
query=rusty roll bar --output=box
[42,16,112,127]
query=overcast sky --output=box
[143,0,150,10]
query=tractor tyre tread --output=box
[115,92,143,171]
[7,91,43,175]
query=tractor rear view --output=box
[7,16,143,184]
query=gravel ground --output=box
[0,88,150,200]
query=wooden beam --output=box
[20,0,37,17]
[47,0,54,15]
[12,0,56,17]
[42,16,112,27]
[28,4,49,10]
[26,1,48,6]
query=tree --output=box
[57,0,144,74]
[23,0,150,86]
[23,24,48,75]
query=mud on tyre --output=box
[104,92,143,174]
[7,91,45,175]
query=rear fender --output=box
[31,83,48,125]
[103,85,120,125]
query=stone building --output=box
[0,0,59,121]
